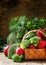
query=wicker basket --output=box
[22,29,46,60]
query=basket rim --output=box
[22,29,46,41]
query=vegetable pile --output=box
[7,16,46,45]
[4,29,46,62]
[3,16,46,62]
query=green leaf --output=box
[26,21,32,30]
[29,36,40,47]
[20,40,30,49]
[9,16,19,32]
[26,32,36,39]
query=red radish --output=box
[29,45,35,49]
[38,39,45,49]
[16,47,24,55]
[36,29,44,38]
[4,45,10,56]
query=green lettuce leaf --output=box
[29,36,40,47]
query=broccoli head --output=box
[29,36,40,47]
[12,54,23,62]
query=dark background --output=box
[0,0,46,39]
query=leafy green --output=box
[8,16,28,44]
[7,33,16,44]
[8,44,19,59]
[29,36,40,47]
[26,20,32,30]
[12,54,23,62]
[8,16,46,45]
[9,16,27,33]
[9,16,19,32]
[20,40,30,49]
[25,32,36,39]
[16,27,26,39]
[29,17,45,29]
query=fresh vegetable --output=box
[12,54,23,62]
[29,45,35,49]
[16,47,24,55]
[8,16,27,44]
[9,16,19,32]
[36,29,44,38]
[29,36,40,47]
[26,20,32,30]
[20,40,30,49]
[30,17,45,29]
[4,45,10,56]
[6,16,46,62]
[38,18,45,28]
[8,16,46,45]
[8,44,19,59]
[26,32,36,39]
[38,39,46,49]
[7,33,16,44]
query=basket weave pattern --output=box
[24,49,46,59]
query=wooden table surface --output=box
[0,53,46,65]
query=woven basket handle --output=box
[22,29,46,41]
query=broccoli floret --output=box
[20,40,30,49]
[12,54,23,62]
[29,36,40,47]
